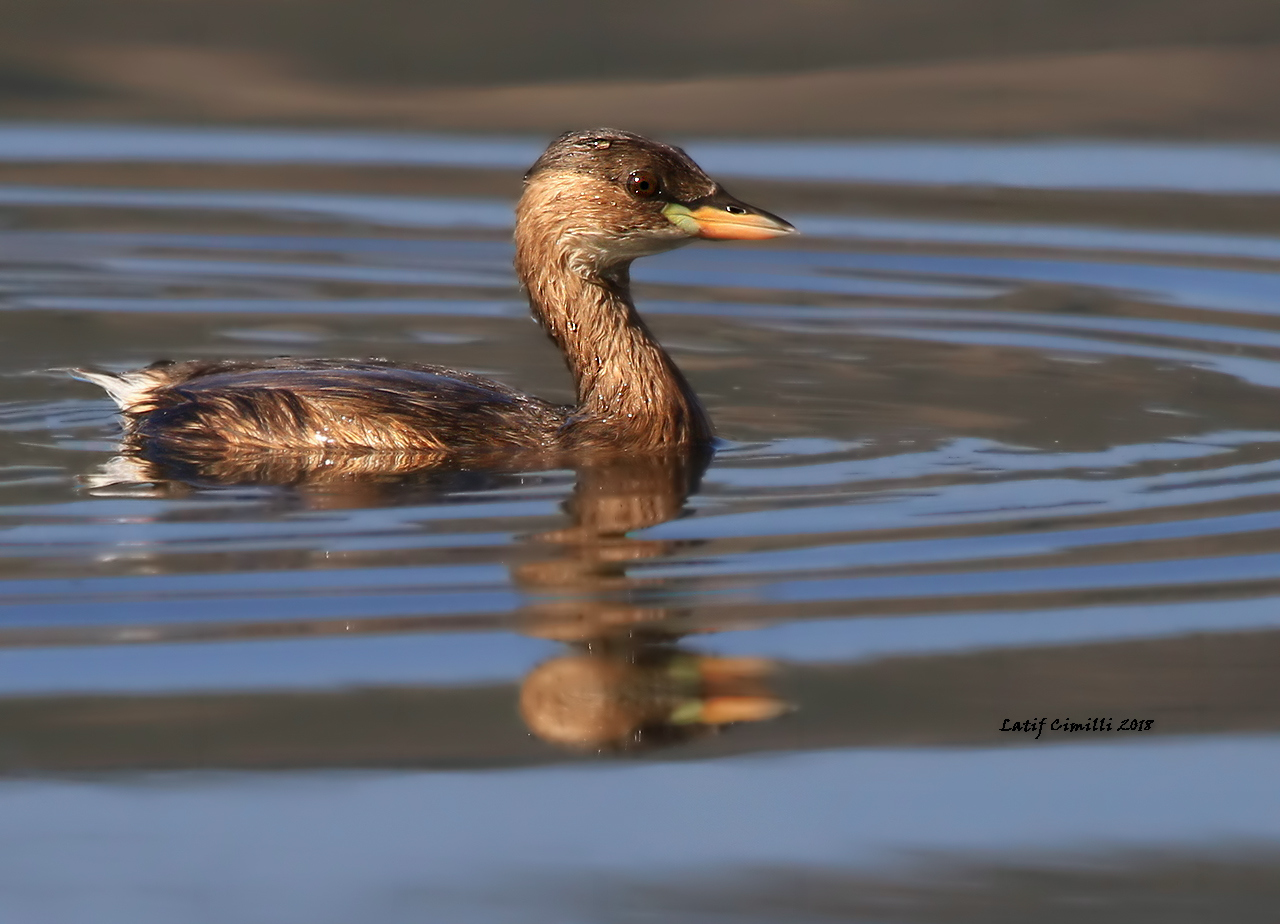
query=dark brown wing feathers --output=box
[124,358,567,457]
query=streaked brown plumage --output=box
[73,129,793,472]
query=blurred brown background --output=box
[5,0,1280,137]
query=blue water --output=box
[3,123,1280,920]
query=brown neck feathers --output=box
[515,189,713,451]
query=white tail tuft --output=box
[67,367,157,410]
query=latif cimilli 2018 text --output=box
[999,717,1154,740]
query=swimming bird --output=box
[73,129,793,467]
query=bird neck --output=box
[516,243,712,449]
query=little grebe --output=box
[73,129,793,460]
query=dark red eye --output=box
[627,171,660,198]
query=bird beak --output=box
[663,189,795,240]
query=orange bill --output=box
[664,197,795,240]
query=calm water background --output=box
[4,123,1280,921]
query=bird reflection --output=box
[84,446,789,754]
[514,450,788,751]
[521,647,783,752]
[514,451,707,642]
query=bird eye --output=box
[627,172,660,198]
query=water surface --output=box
[3,126,1280,921]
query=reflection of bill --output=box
[521,648,786,752]
[515,452,789,751]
